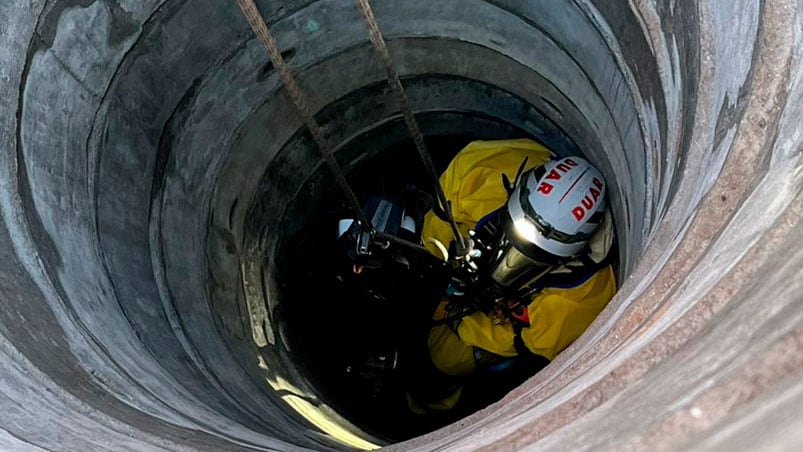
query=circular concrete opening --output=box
[0,1,801,451]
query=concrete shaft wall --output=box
[0,0,801,451]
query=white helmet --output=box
[483,156,607,289]
[506,156,606,258]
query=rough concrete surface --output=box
[0,0,801,451]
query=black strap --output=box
[431,305,477,333]
[512,323,530,357]
[432,199,453,224]
[502,157,530,196]
[512,323,551,373]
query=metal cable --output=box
[353,0,468,255]
[236,0,370,228]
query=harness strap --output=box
[512,323,531,357]
[512,322,550,374]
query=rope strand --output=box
[353,0,467,256]
[236,0,370,228]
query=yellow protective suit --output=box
[421,138,554,258]
[420,138,617,379]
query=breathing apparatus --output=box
[441,156,608,314]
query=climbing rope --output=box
[353,0,467,255]
[237,0,467,257]
[236,0,370,228]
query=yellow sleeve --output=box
[520,265,617,360]
[421,139,555,258]
[454,265,616,360]
[456,311,518,358]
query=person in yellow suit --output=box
[406,138,617,415]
